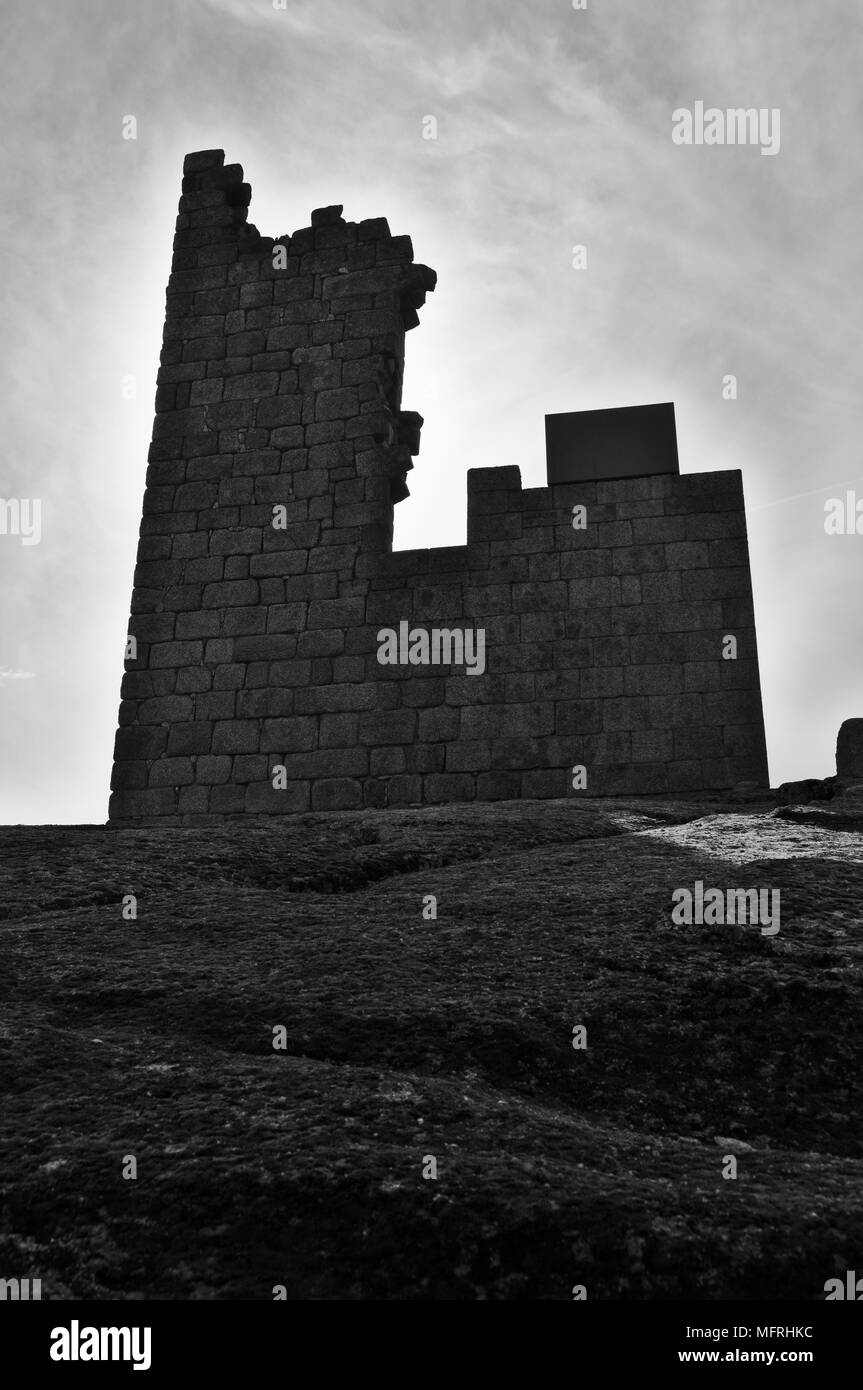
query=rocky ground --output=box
[1,792,861,1300]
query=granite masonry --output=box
[109,149,770,824]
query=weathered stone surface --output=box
[5,800,863,1295]
[837,719,863,780]
[110,150,770,822]
[774,778,835,807]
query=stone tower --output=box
[109,150,769,823]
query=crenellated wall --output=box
[109,150,769,823]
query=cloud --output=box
[0,668,35,687]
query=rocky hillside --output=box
[1,794,861,1299]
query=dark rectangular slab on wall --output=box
[546,403,680,486]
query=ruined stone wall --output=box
[109,150,769,823]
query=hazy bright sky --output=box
[1,0,860,822]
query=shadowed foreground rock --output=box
[837,719,863,781]
[1,797,861,1300]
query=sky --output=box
[0,0,860,822]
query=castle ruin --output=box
[109,149,769,823]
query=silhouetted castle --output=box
[109,150,769,823]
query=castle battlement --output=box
[109,151,768,822]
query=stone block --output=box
[666,761,704,793]
[418,706,460,742]
[577,598,628,646]
[108,788,177,817]
[167,723,213,756]
[681,567,752,602]
[444,740,492,772]
[319,714,359,748]
[631,730,674,763]
[214,665,247,690]
[128,613,176,642]
[277,748,367,780]
[649,694,705,728]
[641,573,682,604]
[603,697,651,731]
[583,731,631,763]
[137,695,194,724]
[535,670,581,702]
[212,721,259,754]
[260,717,318,752]
[236,689,293,718]
[358,710,417,745]
[370,747,406,775]
[231,755,269,782]
[444,675,504,705]
[555,700,604,736]
[222,607,267,637]
[423,773,475,804]
[244,779,311,813]
[196,692,236,720]
[202,579,259,608]
[683,662,722,693]
[522,768,567,799]
[149,757,195,787]
[384,774,423,805]
[610,545,665,575]
[579,666,625,699]
[836,719,863,779]
[724,725,767,758]
[310,778,363,810]
[656,602,723,632]
[114,726,169,761]
[233,635,297,661]
[294,683,378,713]
[209,784,247,814]
[255,396,303,427]
[405,743,446,775]
[308,597,366,628]
[701,690,762,727]
[476,771,521,800]
[460,703,553,739]
[177,786,210,815]
[685,511,746,541]
[120,671,174,701]
[624,664,684,697]
[568,576,621,608]
[512,582,567,613]
[194,755,232,784]
[150,640,204,669]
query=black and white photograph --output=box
[1,0,861,1367]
